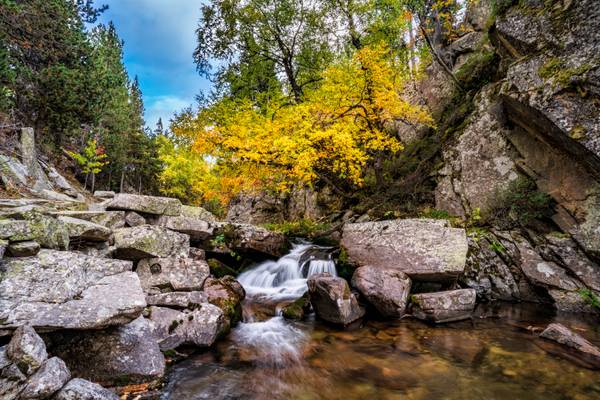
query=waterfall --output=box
[237,243,337,301]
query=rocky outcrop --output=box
[148,304,226,350]
[351,266,412,318]
[341,219,468,281]
[540,323,600,365]
[180,205,217,222]
[51,211,126,230]
[107,193,181,216]
[210,223,288,258]
[145,291,208,309]
[410,289,477,323]
[0,250,145,333]
[124,211,146,227]
[307,273,364,325]
[202,276,245,328]
[112,225,189,260]
[155,215,213,241]
[7,241,40,257]
[0,326,115,400]
[58,216,111,242]
[136,257,210,293]
[51,317,165,387]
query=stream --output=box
[162,244,600,400]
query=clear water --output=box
[162,246,600,400]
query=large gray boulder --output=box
[180,205,217,222]
[145,291,208,309]
[307,273,364,325]
[58,216,111,242]
[540,323,600,363]
[0,250,145,333]
[148,304,226,350]
[124,211,146,227]
[211,223,288,258]
[53,378,119,400]
[107,193,181,216]
[202,276,245,328]
[112,225,189,260]
[51,317,165,386]
[410,289,476,323]
[155,215,214,241]
[51,211,125,230]
[351,266,412,318]
[19,356,71,399]
[0,212,69,250]
[6,325,47,375]
[341,219,468,281]
[136,257,210,293]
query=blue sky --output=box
[97,0,211,130]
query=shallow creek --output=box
[162,244,600,400]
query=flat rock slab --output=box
[540,323,600,363]
[58,216,112,241]
[148,304,226,350]
[107,193,181,216]
[155,215,214,241]
[51,317,165,387]
[0,250,145,333]
[410,289,476,323]
[125,211,146,227]
[93,190,115,199]
[54,378,119,400]
[341,219,468,281]
[351,266,412,318]
[181,205,217,222]
[52,210,126,230]
[113,225,189,260]
[307,273,364,325]
[137,257,209,293]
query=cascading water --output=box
[231,243,337,366]
[237,243,337,301]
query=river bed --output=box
[162,245,600,400]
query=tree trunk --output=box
[119,170,125,193]
[91,173,96,193]
[84,173,89,191]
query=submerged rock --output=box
[107,193,181,216]
[148,304,226,350]
[51,317,165,386]
[540,323,600,363]
[281,293,311,320]
[53,378,119,400]
[136,257,209,293]
[307,273,364,325]
[351,266,412,318]
[112,225,189,260]
[0,250,145,333]
[341,219,468,281]
[410,289,477,323]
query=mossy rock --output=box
[282,293,311,320]
[207,258,238,278]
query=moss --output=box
[455,49,498,91]
[578,288,600,310]
[570,125,586,140]
[162,349,178,358]
[263,219,331,239]
[168,319,180,334]
[538,58,593,89]
[207,258,237,278]
[282,294,310,320]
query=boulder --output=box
[6,325,47,375]
[51,317,165,386]
[540,323,600,363]
[0,239,7,258]
[145,291,208,309]
[212,223,288,258]
[148,304,226,350]
[7,241,40,257]
[19,356,70,399]
[0,220,34,241]
[0,211,69,250]
[107,193,181,216]
[51,211,125,230]
[58,216,111,242]
[112,225,189,260]
[93,191,115,199]
[202,276,245,328]
[136,257,209,293]
[351,266,412,318]
[155,215,213,241]
[0,250,145,333]
[124,211,146,227]
[180,205,217,222]
[410,289,477,323]
[341,219,468,281]
[307,273,364,325]
[53,378,119,400]
[282,293,311,320]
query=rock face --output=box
[136,257,210,293]
[113,225,189,260]
[124,211,146,227]
[540,323,600,363]
[307,273,365,325]
[58,216,111,242]
[181,205,217,222]
[410,289,477,323]
[0,250,145,333]
[211,223,288,258]
[351,266,412,318]
[53,378,118,400]
[51,317,165,386]
[145,291,208,309]
[341,219,468,281]
[148,304,226,350]
[107,193,181,216]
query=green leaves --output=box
[65,138,109,175]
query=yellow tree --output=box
[167,44,433,205]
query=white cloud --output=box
[145,95,193,130]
